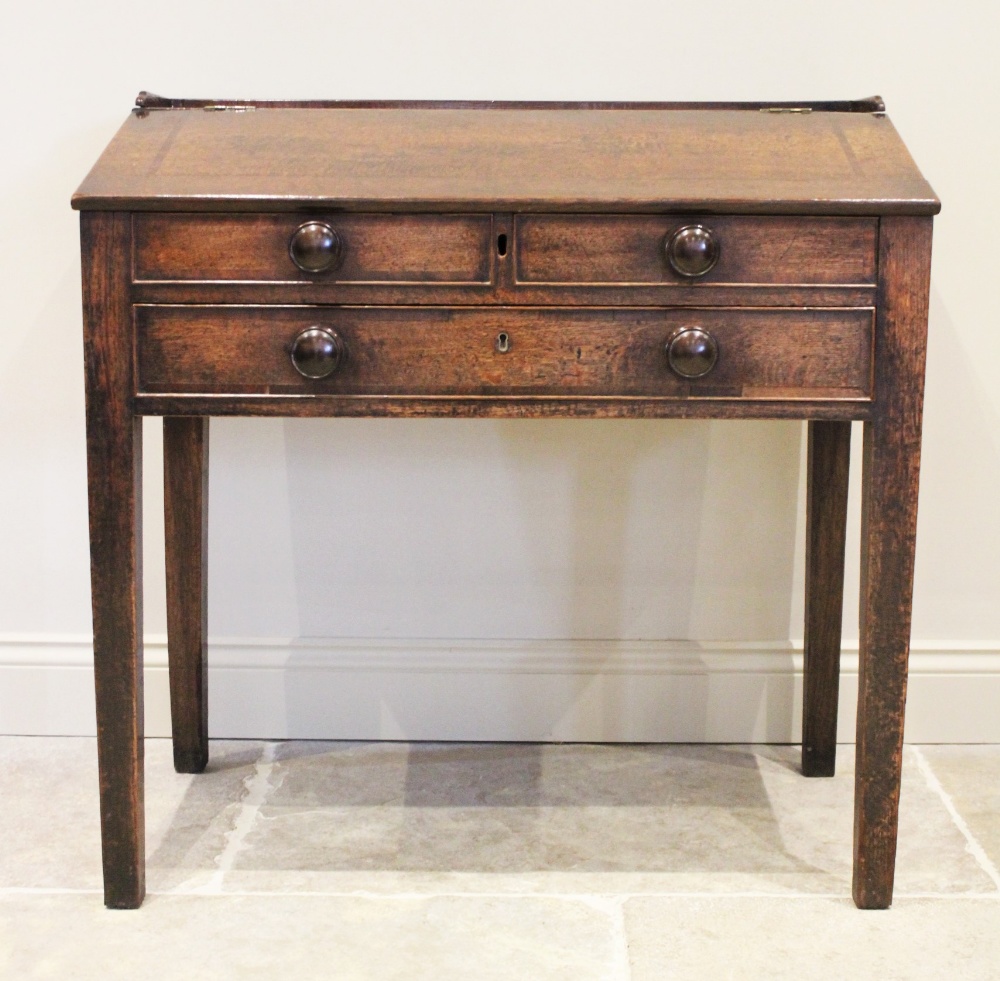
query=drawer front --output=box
[133,214,494,283]
[515,215,878,286]
[136,306,873,401]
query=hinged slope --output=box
[73,98,939,215]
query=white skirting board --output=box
[2,636,999,743]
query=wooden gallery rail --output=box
[73,93,938,909]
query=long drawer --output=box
[136,306,874,401]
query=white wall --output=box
[1,1,999,739]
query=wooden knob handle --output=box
[665,224,720,277]
[290,327,344,379]
[666,327,718,378]
[289,221,342,273]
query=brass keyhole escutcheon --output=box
[496,331,511,353]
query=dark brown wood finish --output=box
[853,216,933,909]
[135,306,875,401]
[81,211,145,909]
[515,215,878,286]
[134,91,887,113]
[130,281,877,310]
[73,104,938,216]
[802,420,852,777]
[164,417,209,774]
[134,214,494,284]
[134,394,875,421]
[75,98,937,910]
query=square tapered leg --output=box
[852,216,932,910]
[82,211,145,909]
[802,420,851,777]
[164,416,210,774]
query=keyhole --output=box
[497,233,508,257]
[496,331,511,353]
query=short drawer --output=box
[132,214,494,283]
[515,215,878,286]
[136,306,873,401]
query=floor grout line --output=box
[575,896,632,980]
[6,887,1000,902]
[0,888,104,896]
[177,741,284,895]
[143,889,1000,901]
[910,745,1000,892]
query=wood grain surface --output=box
[802,420,852,777]
[73,105,939,215]
[133,393,873,422]
[135,305,875,401]
[853,216,933,909]
[81,211,145,909]
[163,416,209,774]
[134,213,494,283]
[515,215,877,285]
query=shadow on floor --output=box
[147,741,828,875]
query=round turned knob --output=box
[290,327,344,379]
[289,221,341,273]
[664,224,720,278]
[666,327,718,379]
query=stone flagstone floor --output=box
[2,737,999,979]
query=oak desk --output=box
[73,93,938,909]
